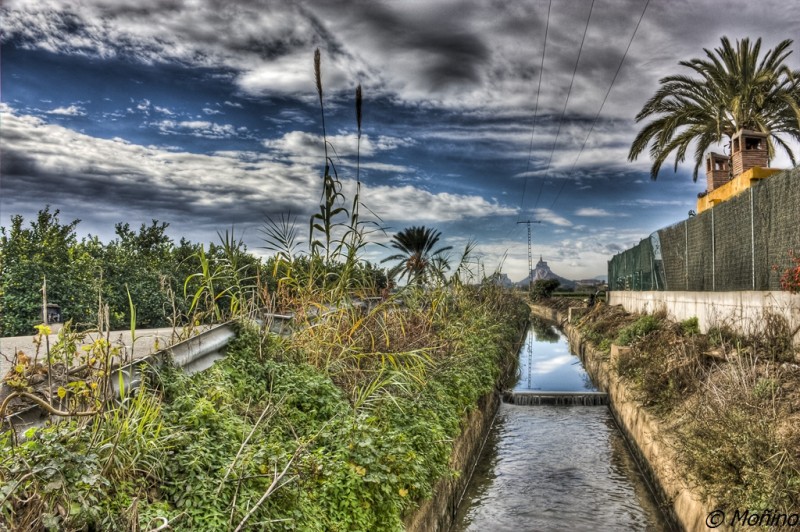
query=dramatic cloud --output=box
[2,0,799,281]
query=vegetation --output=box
[530,279,560,301]
[628,36,800,181]
[0,209,246,336]
[535,297,800,516]
[0,48,530,531]
[381,226,453,286]
[0,283,527,531]
[775,249,800,293]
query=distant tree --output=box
[382,226,453,286]
[531,279,560,301]
[103,221,178,329]
[0,207,96,336]
[629,36,800,181]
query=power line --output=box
[518,0,552,221]
[549,0,651,210]
[534,0,596,212]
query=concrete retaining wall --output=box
[404,392,500,532]
[609,290,800,347]
[531,304,720,532]
[405,326,525,532]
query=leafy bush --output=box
[615,314,660,346]
[530,279,560,301]
[680,316,700,336]
[774,249,800,293]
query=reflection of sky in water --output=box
[514,326,595,392]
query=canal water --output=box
[451,318,670,532]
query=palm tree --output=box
[382,226,453,286]
[628,36,800,181]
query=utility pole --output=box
[517,220,542,291]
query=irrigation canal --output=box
[451,317,671,532]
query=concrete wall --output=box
[609,290,800,347]
[405,324,526,531]
[531,304,712,531]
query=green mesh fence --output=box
[609,167,800,291]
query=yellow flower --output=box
[398,488,408,497]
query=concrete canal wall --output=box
[531,304,717,532]
[404,325,525,532]
[609,290,800,348]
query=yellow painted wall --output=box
[697,167,780,213]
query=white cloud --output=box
[153,119,241,139]
[1,106,513,242]
[46,105,86,116]
[575,208,626,217]
[532,208,572,227]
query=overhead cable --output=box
[549,0,651,210]
[517,0,552,221]
[533,0,596,212]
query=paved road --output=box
[0,326,206,378]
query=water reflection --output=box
[516,322,594,392]
[530,316,560,343]
[451,323,671,532]
[451,404,668,532]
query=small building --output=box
[697,129,779,213]
[705,152,730,192]
[731,129,768,177]
[45,303,61,324]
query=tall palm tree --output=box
[629,36,800,181]
[382,226,453,286]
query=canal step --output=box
[503,391,609,406]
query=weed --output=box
[615,314,660,346]
[680,316,700,336]
[673,353,800,512]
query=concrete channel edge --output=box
[530,303,722,532]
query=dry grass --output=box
[550,298,800,513]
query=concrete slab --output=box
[0,326,213,378]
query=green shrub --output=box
[615,314,660,346]
[680,316,700,336]
[531,279,560,301]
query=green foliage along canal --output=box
[0,286,530,531]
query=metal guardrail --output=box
[2,313,294,433]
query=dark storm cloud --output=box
[2,0,799,280]
[332,1,490,91]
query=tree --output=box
[381,226,453,286]
[103,221,178,329]
[0,207,97,336]
[628,36,800,181]
[531,279,560,301]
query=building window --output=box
[745,137,762,150]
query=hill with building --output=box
[516,257,576,290]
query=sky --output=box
[2,0,799,283]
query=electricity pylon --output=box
[517,220,542,291]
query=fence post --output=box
[750,186,756,290]
[684,222,689,290]
[711,208,716,291]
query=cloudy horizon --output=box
[2,0,799,282]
